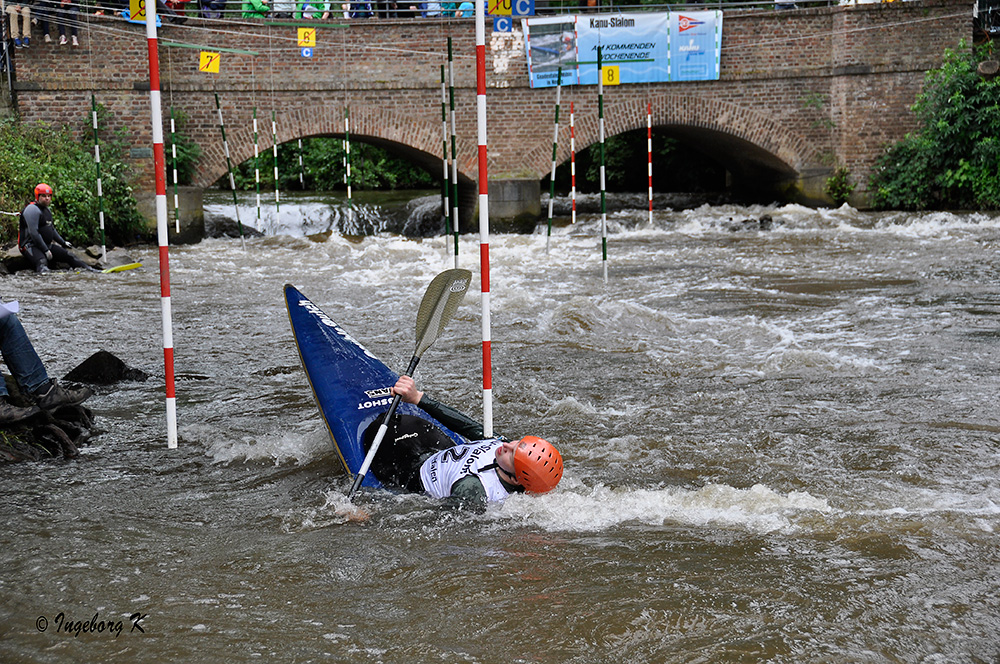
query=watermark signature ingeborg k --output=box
[35,611,147,638]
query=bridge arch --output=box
[528,95,809,197]
[198,104,479,213]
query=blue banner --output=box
[523,11,723,88]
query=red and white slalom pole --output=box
[144,1,177,448]
[474,0,492,436]
[570,100,576,226]
[647,101,653,226]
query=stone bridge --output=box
[9,0,969,224]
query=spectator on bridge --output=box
[270,0,293,18]
[373,0,397,18]
[37,0,80,46]
[297,0,330,18]
[347,0,372,17]
[5,1,32,49]
[242,0,269,17]
[407,0,439,16]
[164,0,194,19]
[199,0,227,18]
[453,0,472,16]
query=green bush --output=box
[825,166,855,206]
[231,137,435,192]
[0,114,147,246]
[870,42,1000,210]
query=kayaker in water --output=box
[362,375,564,510]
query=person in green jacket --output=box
[296,0,330,19]
[242,0,270,18]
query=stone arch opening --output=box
[539,95,816,203]
[197,110,480,231]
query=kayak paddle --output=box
[348,268,472,500]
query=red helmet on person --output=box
[34,183,53,198]
[512,436,563,494]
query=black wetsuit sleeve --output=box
[416,394,490,441]
[441,475,489,512]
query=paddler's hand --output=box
[392,376,424,405]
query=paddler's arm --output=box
[441,476,488,513]
[391,375,493,441]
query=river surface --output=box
[2,192,1000,663]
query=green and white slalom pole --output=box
[545,67,562,254]
[214,91,246,250]
[169,107,180,234]
[297,138,305,189]
[441,64,451,256]
[448,38,459,268]
[271,110,281,213]
[90,94,107,260]
[344,107,352,199]
[253,107,262,232]
[598,46,608,283]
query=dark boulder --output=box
[64,350,149,384]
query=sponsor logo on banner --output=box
[677,15,705,31]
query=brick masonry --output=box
[10,0,969,208]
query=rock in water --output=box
[64,350,149,384]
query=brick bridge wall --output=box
[10,0,969,212]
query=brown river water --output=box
[2,194,1000,663]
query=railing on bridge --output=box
[1,0,934,85]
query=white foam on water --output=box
[495,479,832,534]
[203,424,331,466]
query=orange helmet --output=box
[512,436,563,494]
[34,183,53,198]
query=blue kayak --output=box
[284,285,467,488]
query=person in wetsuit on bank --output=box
[18,184,97,274]
[363,375,564,511]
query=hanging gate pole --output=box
[545,68,562,254]
[90,94,107,259]
[214,90,246,250]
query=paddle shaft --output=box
[348,355,419,498]
[345,268,471,500]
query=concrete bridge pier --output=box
[135,187,205,245]
[487,179,541,234]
